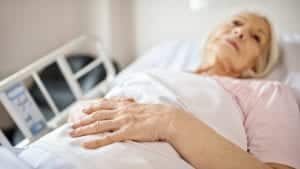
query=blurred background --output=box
[0,0,299,145]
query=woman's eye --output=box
[252,34,261,43]
[232,20,243,26]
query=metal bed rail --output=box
[0,35,116,148]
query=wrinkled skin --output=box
[197,12,271,77]
[69,97,179,149]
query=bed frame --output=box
[0,35,116,148]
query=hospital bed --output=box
[0,33,300,169]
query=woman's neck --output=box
[195,62,240,78]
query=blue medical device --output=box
[0,82,48,141]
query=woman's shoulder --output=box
[214,76,289,91]
[213,76,298,113]
[238,78,293,97]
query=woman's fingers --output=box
[82,128,127,149]
[110,96,135,102]
[71,110,116,129]
[70,119,122,137]
[83,100,115,114]
[83,97,135,114]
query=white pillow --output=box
[285,72,300,108]
[281,33,300,73]
[123,40,201,74]
[280,33,300,107]
[266,33,300,81]
[0,147,33,169]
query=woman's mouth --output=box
[226,39,239,52]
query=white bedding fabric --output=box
[19,70,247,169]
[113,40,202,86]
[0,147,33,169]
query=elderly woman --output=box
[69,12,300,169]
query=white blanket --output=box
[19,70,247,169]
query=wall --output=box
[0,0,135,79]
[0,0,84,80]
[110,0,135,67]
[83,0,135,68]
[133,0,300,56]
[0,0,85,129]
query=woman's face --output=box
[205,12,271,74]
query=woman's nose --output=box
[233,28,245,40]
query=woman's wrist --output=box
[159,105,189,143]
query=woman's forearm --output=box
[165,111,274,169]
[69,99,290,169]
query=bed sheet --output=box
[19,70,248,169]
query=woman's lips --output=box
[226,39,239,52]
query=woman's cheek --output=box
[247,41,261,55]
[237,51,260,71]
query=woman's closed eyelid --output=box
[256,29,268,41]
[232,19,244,26]
[252,34,261,43]
[255,31,267,44]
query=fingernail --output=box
[82,143,91,149]
[71,123,78,129]
[69,130,76,137]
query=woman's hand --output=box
[68,97,135,124]
[69,97,179,149]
